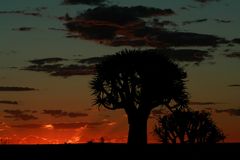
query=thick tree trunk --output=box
[127,114,148,144]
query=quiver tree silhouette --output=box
[90,49,188,144]
[154,109,225,144]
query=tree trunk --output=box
[127,114,148,144]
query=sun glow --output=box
[42,124,54,130]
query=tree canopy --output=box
[90,49,189,144]
[154,109,226,144]
[91,49,188,111]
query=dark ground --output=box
[0,143,239,160]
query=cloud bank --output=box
[22,48,211,77]
[0,86,37,92]
[62,5,227,48]
[0,100,18,105]
[42,109,88,118]
[215,108,240,116]
[4,110,38,121]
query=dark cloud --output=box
[224,49,230,52]
[0,10,41,17]
[78,49,209,65]
[189,101,217,105]
[29,57,67,65]
[58,13,73,21]
[228,84,240,87]
[0,86,36,91]
[78,57,104,64]
[23,48,211,77]
[215,19,231,23]
[153,20,177,27]
[65,21,117,40]
[61,5,229,48]
[62,5,175,44]
[23,60,95,77]
[51,64,95,77]
[24,57,94,77]
[224,52,240,59]
[149,19,178,28]
[194,0,221,3]
[215,108,240,116]
[24,110,38,113]
[67,23,226,47]
[232,38,240,44]
[23,57,96,77]
[78,5,174,25]
[20,12,41,17]
[79,49,211,64]
[227,43,235,47]
[23,64,63,73]
[68,112,88,118]
[120,28,226,47]
[160,49,211,64]
[31,64,94,77]
[12,27,33,31]
[0,100,18,105]
[182,18,208,25]
[42,109,88,118]
[180,7,189,10]
[4,110,38,121]
[48,27,67,32]
[62,0,106,6]
[180,5,199,10]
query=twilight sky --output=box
[0,0,240,144]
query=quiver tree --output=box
[90,49,188,144]
[154,109,225,144]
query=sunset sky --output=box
[0,0,240,144]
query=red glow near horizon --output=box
[1,125,239,144]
